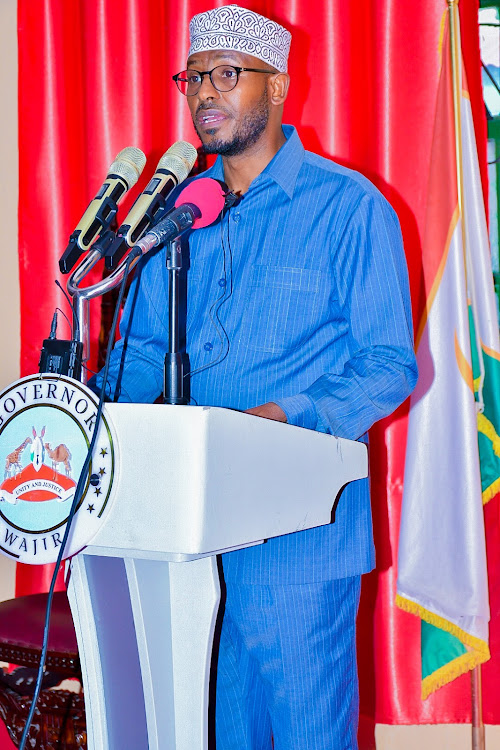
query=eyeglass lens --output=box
[176,66,240,96]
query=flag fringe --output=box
[395,595,491,698]
[482,476,500,505]
[421,649,488,700]
[395,594,490,656]
[477,412,500,503]
[477,412,500,457]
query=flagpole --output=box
[471,666,485,750]
[447,2,485,749]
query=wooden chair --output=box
[0,591,86,749]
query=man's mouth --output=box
[196,109,228,129]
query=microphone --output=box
[59,146,146,274]
[104,141,198,269]
[131,178,227,257]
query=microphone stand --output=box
[67,236,188,403]
[66,248,144,383]
[67,233,188,401]
[164,237,187,404]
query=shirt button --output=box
[204,342,213,352]
[218,277,226,287]
[232,212,241,223]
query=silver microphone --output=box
[104,141,198,269]
[59,146,146,274]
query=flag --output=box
[396,7,500,699]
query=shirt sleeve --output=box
[274,192,418,440]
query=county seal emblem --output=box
[0,375,115,564]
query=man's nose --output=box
[198,72,220,99]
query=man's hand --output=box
[244,402,287,422]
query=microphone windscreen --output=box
[159,142,198,182]
[175,178,226,228]
[108,147,147,188]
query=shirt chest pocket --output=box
[242,265,326,354]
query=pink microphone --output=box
[132,177,226,255]
[174,177,226,228]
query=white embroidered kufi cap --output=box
[188,5,292,73]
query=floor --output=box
[372,723,500,750]
[1,720,499,749]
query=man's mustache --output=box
[195,104,231,116]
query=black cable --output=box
[82,363,99,378]
[188,208,234,381]
[131,197,236,379]
[55,306,74,338]
[18,253,135,750]
[55,278,80,341]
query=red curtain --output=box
[17,0,499,727]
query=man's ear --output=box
[269,73,290,105]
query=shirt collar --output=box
[260,125,304,199]
[204,125,304,200]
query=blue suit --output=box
[94,127,417,748]
[217,577,361,749]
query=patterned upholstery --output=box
[0,591,86,749]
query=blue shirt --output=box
[95,126,417,583]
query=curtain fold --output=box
[17,0,499,725]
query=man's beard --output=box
[195,90,270,157]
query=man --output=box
[95,5,417,748]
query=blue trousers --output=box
[215,576,361,750]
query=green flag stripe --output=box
[480,350,500,435]
[421,620,466,680]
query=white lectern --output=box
[67,403,367,750]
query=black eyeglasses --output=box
[172,65,275,96]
